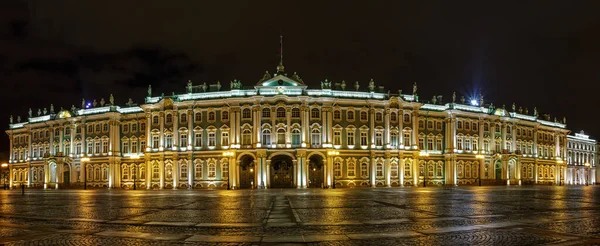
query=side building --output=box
[566,131,596,185]
[6,65,571,189]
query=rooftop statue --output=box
[431,96,437,104]
[92,100,97,107]
[9,115,13,124]
[50,104,54,114]
[100,98,105,107]
[202,82,207,92]
[82,98,85,109]
[17,116,21,123]
[109,94,114,105]
[71,105,76,113]
[563,117,566,124]
[368,79,375,92]
[354,81,360,91]
[37,109,41,116]
[43,108,47,115]
[479,93,484,106]
[533,107,538,117]
[525,108,529,115]
[452,92,456,103]
[519,106,523,114]
[187,80,193,93]
[512,103,516,111]
[340,80,346,90]
[412,82,417,95]
[461,96,465,104]
[148,84,152,97]
[217,81,221,91]
[28,108,32,118]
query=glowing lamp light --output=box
[1,163,8,168]
[470,99,479,106]
[86,103,92,109]
[475,154,485,159]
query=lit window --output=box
[333,110,341,120]
[181,113,187,123]
[166,114,173,123]
[360,111,367,121]
[360,132,368,146]
[242,109,251,119]
[347,111,355,121]
[222,111,229,121]
[334,131,342,145]
[208,112,215,121]
[347,131,355,146]
[262,108,271,118]
[291,108,300,118]
[311,108,320,119]
[277,107,286,118]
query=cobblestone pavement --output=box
[1,186,600,245]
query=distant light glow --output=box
[86,102,92,109]
[470,99,478,106]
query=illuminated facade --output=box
[566,131,596,185]
[6,64,574,189]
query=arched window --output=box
[465,163,471,178]
[140,166,145,180]
[333,110,341,120]
[122,166,129,180]
[153,116,159,124]
[181,113,187,123]
[347,161,356,177]
[222,161,229,180]
[291,128,301,146]
[208,163,216,178]
[375,112,383,122]
[390,112,397,122]
[102,167,108,180]
[361,162,368,177]
[311,128,321,146]
[360,111,368,121]
[195,161,203,180]
[391,162,398,177]
[277,129,286,144]
[457,163,464,178]
[262,129,271,146]
[208,112,215,121]
[403,113,410,123]
[376,162,383,177]
[181,164,188,180]
[94,167,100,181]
[242,109,251,119]
[334,161,341,177]
[436,163,443,177]
[291,108,300,118]
[195,112,202,121]
[222,111,229,121]
[242,129,252,146]
[347,111,355,121]
[166,114,173,123]
[165,164,173,180]
[277,107,286,118]
[311,108,320,119]
[262,108,271,118]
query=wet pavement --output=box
[1,186,599,245]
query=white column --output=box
[159,113,165,149]
[385,157,391,187]
[384,109,390,148]
[399,157,405,186]
[370,109,375,148]
[173,111,179,149]
[412,111,418,148]
[370,156,376,187]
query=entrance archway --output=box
[63,164,71,186]
[269,155,294,188]
[495,160,502,183]
[308,155,324,188]
[239,154,255,189]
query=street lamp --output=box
[328,150,339,188]
[476,154,485,186]
[222,151,234,190]
[419,151,429,187]
[130,154,140,190]
[1,163,8,190]
[584,162,591,186]
[81,157,90,190]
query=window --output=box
[208,163,216,178]
[277,107,286,118]
[465,121,470,130]
[221,132,229,146]
[427,137,433,150]
[222,162,229,180]
[87,141,93,154]
[165,134,173,148]
[242,109,251,119]
[122,142,129,154]
[375,112,383,122]
[132,141,138,153]
[277,129,285,145]
[457,137,463,150]
[292,129,301,146]
[222,111,229,121]
[140,140,146,152]
[347,131,355,146]
[334,131,342,145]
[484,123,489,131]
[153,135,159,148]
[311,108,320,119]
[427,121,433,129]
[361,162,368,177]
[390,112,397,122]
[139,167,145,180]
[375,132,383,146]
[419,136,425,150]
[55,128,60,136]
[262,129,271,146]
[195,132,202,147]
[436,122,442,131]
[166,114,173,123]
[122,166,129,180]
[181,164,188,180]
[436,163,443,177]
[195,162,202,180]
[153,116,159,124]
[465,138,471,150]
[242,129,252,146]
[403,132,411,146]
[391,163,398,177]
[348,161,356,177]
[132,123,137,132]
[208,132,216,147]
[65,127,71,135]
[405,162,411,177]
[360,132,368,146]
[181,113,187,123]
[347,111,355,121]
[436,138,442,151]
[333,110,341,120]
[473,123,478,131]
[457,121,463,129]
[391,132,398,146]
[334,161,341,177]
[262,108,271,118]
[472,138,478,151]
[291,108,300,118]
[403,113,410,123]
[195,112,202,121]
[419,120,424,129]
[311,129,321,146]
[165,164,173,180]
[153,164,159,179]
[208,112,215,121]
[376,163,383,177]
[123,124,129,133]
[103,140,109,153]
[496,125,501,133]
[103,123,108,132]
[360,111,367,121]
[180,134,187,147]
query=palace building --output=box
[6,62,580,190]
[566,131,597,185]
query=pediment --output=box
[258,74,303,87]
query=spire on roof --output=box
[276,34,285,74]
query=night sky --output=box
[1,1,600,157]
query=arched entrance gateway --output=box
[238,154,255,189]
[63,164,71,187]
[308,154,324,188]
[269,155,294,188]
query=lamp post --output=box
[584,162,591,186]
[328,150,339,189]
[81,157,90,190]
[476,154,485,186]
[130,154,140,190]
[222,151,234,190]
[1,163,8,190]
[419,151,429,187]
